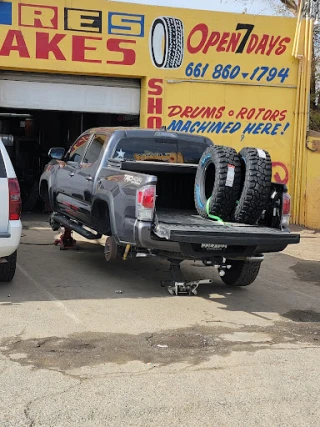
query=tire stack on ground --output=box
[195,145,272,225]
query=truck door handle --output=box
[86,175,93,182]
[69,172,75,177]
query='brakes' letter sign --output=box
[0,2,12,26]
[64,8,102,34]
[18,4,58,29]
[108,12,144,37]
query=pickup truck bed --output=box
[122,160,299,253]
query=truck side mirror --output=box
[48,147,65,160]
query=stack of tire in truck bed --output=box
[194,145,272,225]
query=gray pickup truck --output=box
[40,127,299,294]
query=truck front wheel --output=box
[220,260,261,287]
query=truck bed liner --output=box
[154,210,300,246]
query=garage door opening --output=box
[0,108,140,213]
[0,72,141,213]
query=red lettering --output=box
[203,32,220,54]
[181,106,194,118]
[254,108,266,120]
[201,107,217,119]
[36,32,66,60]
[236,107,248,119]
[72,36,102,63]
[262,110,273,120]
[106,39,136,65]
[147,117,162,129]
[216,107,225,119]
[265,36,280,56]
[247,108,255,119]
[269,110,280,121]
[226,33,241,53]
[279,110,287,121]
[168,106,182,117]
[0,30,30,58]
[147,79,163,129]
[148,98,162,115]
[190,107,205,118]
[275,37,291,55]
[254,34,268,55]
[217,32,230,52]
[246,34,259,53]
[187,24,208,54]
[19,4,58,29]
[148,79,163,96]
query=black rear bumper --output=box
[174,230,299,259]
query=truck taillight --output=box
[8,178,21,221]
[136,185,156,221]
[138,186,155,208]
[282,192,291,228]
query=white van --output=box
[0,138,22,282]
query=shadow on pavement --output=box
[0,215,319,320]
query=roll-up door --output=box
[0,72,140,115]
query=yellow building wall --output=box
[0,0,317,227]
[303,132,320,229]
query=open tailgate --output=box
[153,211,300,247]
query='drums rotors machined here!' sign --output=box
[0,0,297,85]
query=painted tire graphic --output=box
[149,16,184,69]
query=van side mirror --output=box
[48,147,65,160]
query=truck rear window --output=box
[0,152,6,178]
[113,137,210,164]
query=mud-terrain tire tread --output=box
[164,17,184,69]
[194,145,241,220]
[0,251,17,283]
[221,260,261,287]
[232,147,272,224]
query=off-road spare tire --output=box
[232,147,272,225]
[194,146,241,220]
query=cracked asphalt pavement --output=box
[0,216,319,426]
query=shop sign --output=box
[0,0,298,182]
[0,1,296,86]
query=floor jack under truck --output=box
[54,227,77,250]
[161,259,214,296]
[160,258,234,296]
[49,214,77,250]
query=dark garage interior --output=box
[0,108,139,213]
